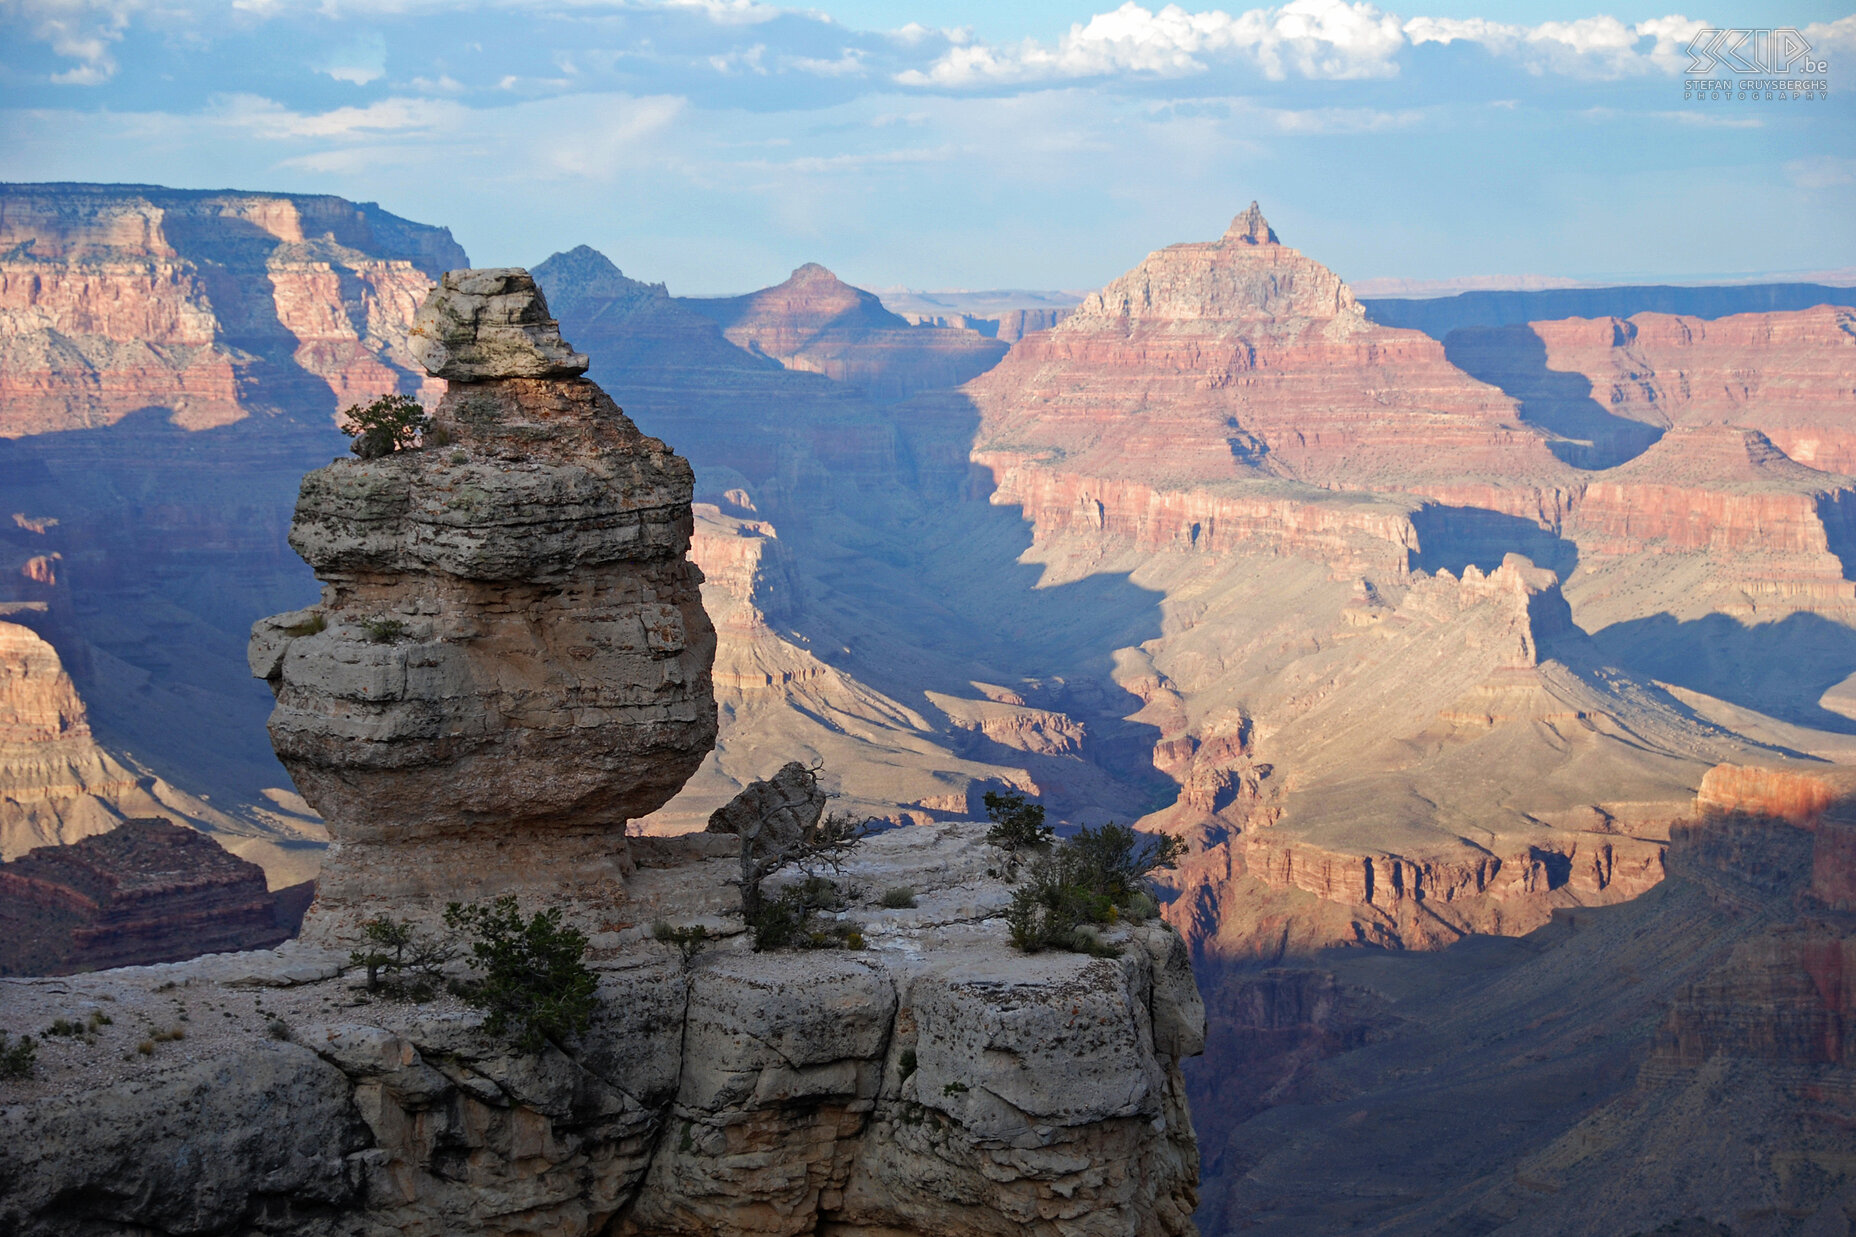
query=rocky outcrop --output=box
[408,268,588,380]
[0,817,297,975]
[686,263,1007,401]
[250,268,716,944]
[0,824,1204,1237]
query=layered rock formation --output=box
[0,184,465,888]
[965,204,1572,531]
[685,262,1007,401]
[251,268,716,942]
[0,817,298,976]
[0,823,1204,1237]
[0,183,461,435]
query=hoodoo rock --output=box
[251,268,716,943]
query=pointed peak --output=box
[1223,201,1278,246]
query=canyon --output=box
[3,183,1856,1231]
[0,270,1204,1237]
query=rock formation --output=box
[965,203,1572,526]
[251,267,716,943]
[0,817,299,976]
[0,183,463,886]
[685,262,1007,401]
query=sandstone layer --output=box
[0,823,1204,1237]
[252,269,716,942]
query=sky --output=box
[1,0,1852,294]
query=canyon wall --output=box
[1188,762,1856,1234]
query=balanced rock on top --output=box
[408,267,589,381]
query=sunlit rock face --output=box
[251,268,717,945]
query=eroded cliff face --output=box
[0,184,460,436]
[0,184,467,893]
[1186,762,1856,1234]
[250,269,716,943]
[965,204,1573,544]
[0,817,295,976]
[0,618,261,864]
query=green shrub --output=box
[651,922,710,964]
[1005,822,1186,955]
[445,897,599,1052]
[878,886,917,909]
[0,1032,36,1080]
[341,393,430,459]
[360,617,407,644]
[349,915,452,999]
[748,878,865,952]
[983,790,1053,857]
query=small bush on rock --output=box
[984,790,1053,859]
[651,922,710,964]
[341,393,430,459]
[0,1031,37,1080]
[445,897,599,1052]
[1005,821,1186,956]
[879,886,917,909]
[349,915,454,999]
[749,878,865,952]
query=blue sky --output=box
[2,0,1852,293]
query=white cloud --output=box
[896,1,1406,87]
[9,0,141,83]
[893,4,1744,90]
[1406,11,1710,79]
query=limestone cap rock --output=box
[408,267,589,381]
